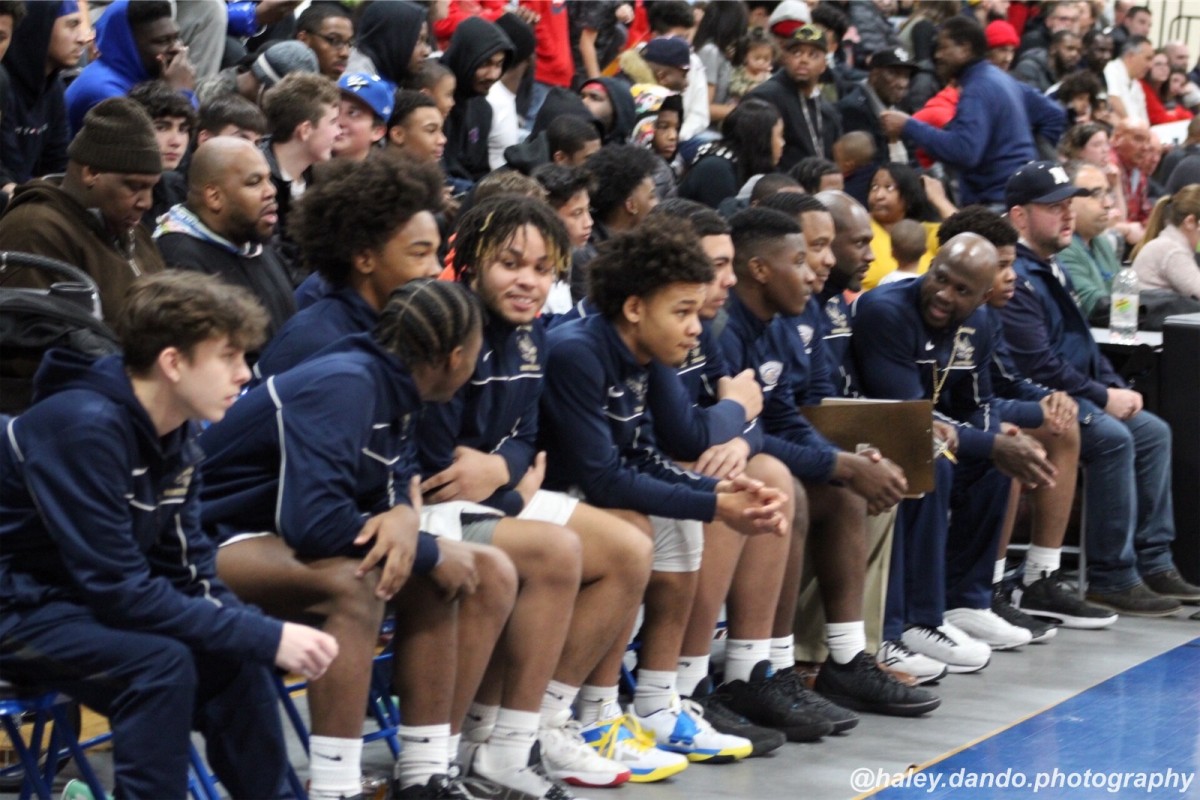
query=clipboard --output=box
[800,399,935,496]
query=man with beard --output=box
[1013,30,1084,93]
[837,48,920,162]
[66,0,195,134]
[879,17,1064,206]
[156,137,294,343]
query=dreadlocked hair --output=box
[451,195,573,283]
[587,220,715,320]
[374,279,482,369]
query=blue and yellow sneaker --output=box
[633,696,753,764]
[578,713,688,783]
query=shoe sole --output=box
[814,690,940,718]
[1020,606,1118,629]
[943,656,990,674]
[626,760,689,783]
[556,771,632,788]
[663,743,753,763]
[1026,626,1057,643]
[1085,599,1182,618]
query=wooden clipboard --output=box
[800,399,935,496]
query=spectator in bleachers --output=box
[642,1,710,143]
[259,71,341,284]
[505,113,601,174]
[877,218,928,285]
[1,0,82,186]
[749,23,840,171]
[568,0,631,87]
[678,98,782,210]
[195,93,267,146]
[1157,116,1200,183]
[850,0,903,62]
[0,97,165,319]
[0,270,337,800]
[1130,184,1200,301]
[294,1,354,81]
[629,85,683,200]
[898,0,957,64]
[579,76,636,145]
[1017,1,1080,57]
[727,29,775,103]
[880,17,1062,207]
[1058,161,1121,321]
[331,72,394,163]
[0,0,18,61]
[66,1,193,134]
[128,80,193,228]
[533,163,594,312]
[1108,3,1152,56]
[345,0,430,88]
[1001,160,1200,616]
[487,13,536,171]
[837,48,919,164]
[1112,116,1154,232]
[195,39,319,107]
[1143,58,1195,125]
[831,131,876,208]
[862,163,952,289]
[1013,30,1082,93]
[692,0,745,127]
[1052,69,1110,126]
[387,90,447,166]
[791,156,844,193]
[1104,35,1153,122]
[156,137,294,341]
[442,16,514,185]
[522,0,575,129]
[1081,28,1115,87]
[984,19,1020,72]
[408,59,457,119]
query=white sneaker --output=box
[901,623,991,674]
[944,606,1033,651]
[539,710,632,788]
[876,640,948,685]
[632,695,753,763]
[464,740,580,800]
[578,714,688,783]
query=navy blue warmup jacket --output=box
[199,335,439,569]
[0,350,282,661]
[780,296,839,407]
[816,286,857,397]
[985,309,1050,429]
[255,285,378,381]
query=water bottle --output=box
[1110,266,1140,344]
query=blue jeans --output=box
[1079,409,1177,592]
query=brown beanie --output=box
[67,97,163,174]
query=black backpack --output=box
[0,252,120,414]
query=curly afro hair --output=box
[585,144,661,222]
[452,195,573,282]
[293,153,445,287]
[587,220,714,320]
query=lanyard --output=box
[798,93,823,156]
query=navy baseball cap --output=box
[337,73,396,121]
[643,37,691,70]
[1005,161,1089,208]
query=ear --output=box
[196,129,212,147]
[81,164,100,188]
[388,126,406,147]
[157,346,185,382]
[623,192,640,217]
[352,248,376,276]
[622,295,643,325]
[371,123,387,144]
[203,183,223,213]
[445,343,467,375]
[551,150,568,165]
[296,118,313,142]
[746,255,772,285]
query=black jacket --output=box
[356,0,428,85]
[837,82,889,158]
[442,17,514,183]
[1,2,71,184]
[747,71,842,172]
[1011,49,1057,94]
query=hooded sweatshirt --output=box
[347,0,428,86]
[65,0,154,134]
[1,2,71,183]
[0,176,165,320]
[0,349,283,662]
[503,87,598,173]
[441,16,513,183]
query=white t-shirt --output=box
[1104,58,1149,124]
[486,82,523,172]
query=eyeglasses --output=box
[311,32,355,51]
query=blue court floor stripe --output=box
[862,637,1200,799]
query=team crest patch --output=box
[758,360,784,388]
[625,374,648,403]
[825,301,849,332]
[516,331,540,371]
[797,324,815,347]
[952,337,975,365]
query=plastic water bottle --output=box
[1110,266,1140,344]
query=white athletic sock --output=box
[826,621,866,665]
[676,654,711,696]
[769,635,796,673]
[723,639,770,684]
[463,702,499,744]
[308,735,362,800]
[632,669,676,717]
[539,680,580,726]
[1024,545,1062,585]
[396,724,450,789]
[448,733,462,765]
[994,558,1007,585]
[576,684,621,726]
[480,708,539,771]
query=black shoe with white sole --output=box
[1017,571,1117,629]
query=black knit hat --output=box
[67,97,163,174]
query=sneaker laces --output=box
[589,714,657,759]
[678,696,718,734]
[540,721,613,770]
[916,625,959,648]
[878,639,918,665]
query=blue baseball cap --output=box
[337,72,396,121]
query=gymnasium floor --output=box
[13,614,1199,799]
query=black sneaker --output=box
[772,667,859,734]
[1142,569,1200,603]
[717,661,834,742]
[1017,571,1118,629]
[812,652,941,717]
[392,774,476,799]
[689,678,786,757]
[1087,582,1182,617]
[991,585,1057,642]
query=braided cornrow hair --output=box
[451,195,572,283]
[374,278,483,369]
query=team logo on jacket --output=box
[758,360,784,388]
[625,374,648,405]
[952,334,976,366]
[516,330,540,372]
[825,301,850,335]
[163,465,194,499]
[797,324,815,350]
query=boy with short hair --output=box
[880,218,928,285]
[387,89,448,165]
[332,72,395,162]
[0,271,338,799]
[128,79,196,227]
[533,164,595,313]
[196,93,268,146]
